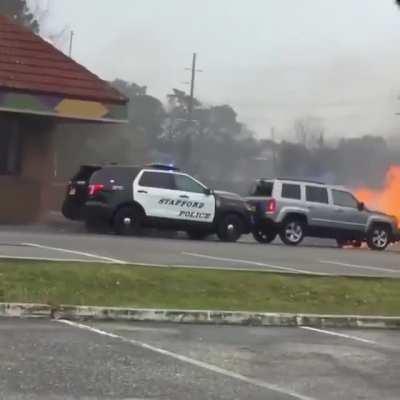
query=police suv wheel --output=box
[113,207,143,236]
[367,225,390,251]
[279,218,305,246]
[217,214,243,242]
[252,226,277,244]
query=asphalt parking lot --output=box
[1,318,399,400]
[0,226,400,277]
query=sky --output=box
[35,0,400,140]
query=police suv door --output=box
[133,170,178,219]
[172,173,215,224]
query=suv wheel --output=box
[367,225,390,251]
[252,226,277,244]
[113,206,143,236]
[279,218,305,246]
[217,214,243,242]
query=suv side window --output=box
[281,183,301,200]
[332,190,358,208]
[306,186,329,204]
[139,171,174,189]
[174,174,205,193]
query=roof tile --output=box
[0,15,127,104]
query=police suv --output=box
[84,164,253,242]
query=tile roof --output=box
[0,15,127,104]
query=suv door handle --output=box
[137,190,148,194]
[179,195,189,199]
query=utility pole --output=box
[271,127,277,176]
[181,53,202,170]
[186,52,202,119]
[69,30,74,58]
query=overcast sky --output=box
[38,0,400,139]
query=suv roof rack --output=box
[256,177,326,185]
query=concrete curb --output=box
[1,303,400,329]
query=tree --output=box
[0,0,39,32]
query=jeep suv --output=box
[84,165,253,242]
[246,178,399,251]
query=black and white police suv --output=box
[84,164,253,242]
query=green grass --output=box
[0,260,399,315]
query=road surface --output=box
[0,227,399,277]
[1,318,399,400]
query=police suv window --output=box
[306,186,329,204]
[139,171,174,189]
[281,183,301,200]
[174,174,205,193]
[332,190,358,208]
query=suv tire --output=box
[217,214,243,242]
[252,225,277,244]
[279,218,305,246]
[113,206,143,236]
[367,225,390,251]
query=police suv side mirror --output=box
[204,188,212,196]
[357,202,365,212]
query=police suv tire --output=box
[113,206,143,236]
[367,224,390,251]
[252,226,277,244]
[187,230,209,240]
[217,214,243,242]
[279,218,305,246]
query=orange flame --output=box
[354,165,400,219]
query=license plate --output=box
[69,188,76,195]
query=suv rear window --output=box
[139,171,174,189]
[73,165,101,182]
[250,180,273,196]
[306,186,329,204]
[281,183,301,200]
[91,166,139,184]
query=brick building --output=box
[0,15,128,223]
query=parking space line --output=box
[183,252,317,275]
[59,319,316,400]
[22,243,127,265]
[0,255,112,263]
[301,326,377,345]
[318,260,400,274]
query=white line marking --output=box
[58,319,316,400]
[0,255,114,263]
[183,252,317,275]
[319,260,400,274]
[22,243,127,265]
[301,326,377,345]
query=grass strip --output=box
[0,260,399,315]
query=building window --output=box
[0,117,20,175]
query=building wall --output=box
[0,114,55,223]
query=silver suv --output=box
[246,178,400,251]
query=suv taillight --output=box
[88,184,104,197]
[266,198,277,214]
